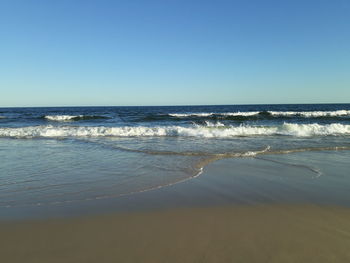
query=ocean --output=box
[1,104,350,217]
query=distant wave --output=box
[136,110,350,123]
[168,110,350,119]
[1,123,350,138]
[269,110,350,117]
[169,112,260,117]
[170,113,214,117]
[44,115,109,121]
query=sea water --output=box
[0,104,350,216]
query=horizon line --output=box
[0,102,350,108]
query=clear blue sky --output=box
[0,0,349,106]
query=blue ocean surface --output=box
[0,104,350,215]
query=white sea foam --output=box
[1,123,350,138]
[241,145,271,157]
[45,115,81,121]
[204,121,225,127]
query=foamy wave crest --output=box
[45,115,81,121]
[44,115,108,121]
[279,123,350,136]
[222,112,261,116]
[269,110,350,117]
[1,123,350,138]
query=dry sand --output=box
[2,204,350,263]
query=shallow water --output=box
[0,104,350,217]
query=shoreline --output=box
[1,150,350,220]
[1,150,350,262]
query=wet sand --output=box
[2,204,350,263]
[2,153,350,262]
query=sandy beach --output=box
[2,204,350,263]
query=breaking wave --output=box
[1,123,350,138]
[44,115,109,121]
